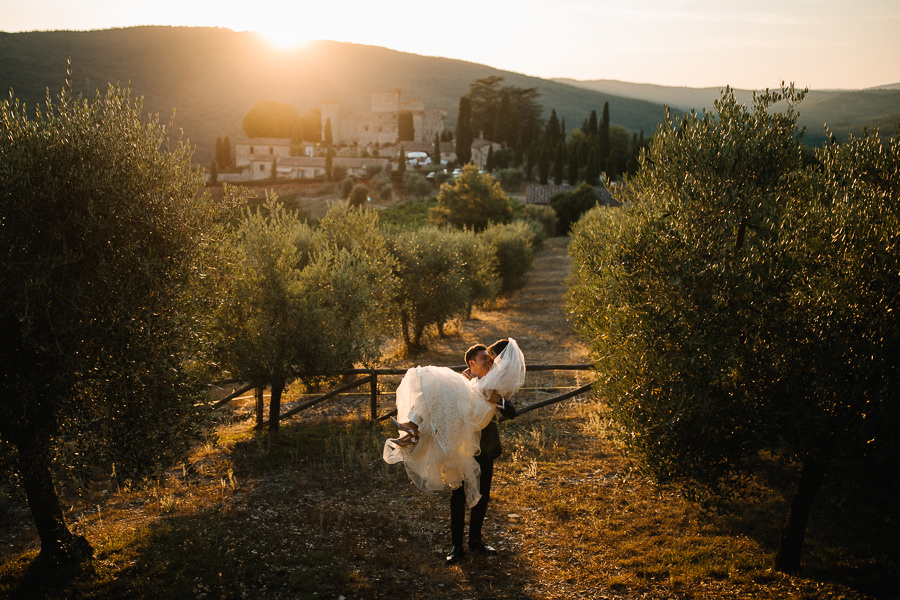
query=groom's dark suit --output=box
[449,392,516,552]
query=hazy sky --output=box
[3,0,898,89]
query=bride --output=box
[382,338,525,508]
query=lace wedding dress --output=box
[383,338,526,507]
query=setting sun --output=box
[257,24,311,49]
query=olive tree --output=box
[0,83,226,568]
[567,85,900,571]
[388,227,484,351]
[212,203,395,430]
[430,164,513,231]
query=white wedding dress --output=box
[383,338,526,507]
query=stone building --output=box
[321,89,445,147]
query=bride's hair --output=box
[488,339,509,357]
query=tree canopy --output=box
[242,99,301,138]
[567,85,900,572]
[430,164,514,231]
[0,81,227,567]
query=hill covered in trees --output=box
[3,27,893,163]
[0,27,670,164]
[556,78,900,146]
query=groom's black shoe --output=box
[446,545,466,564]
[469,541,497,554]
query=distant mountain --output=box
[556,78,900,145]
[0,27,672,164]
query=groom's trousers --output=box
[450,453,494,548]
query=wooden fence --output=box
[210,364,596,424]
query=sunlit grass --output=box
[0,402,895,599]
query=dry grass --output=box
[1,237,896,599]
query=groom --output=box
[447,341,517,564]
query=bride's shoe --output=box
[389,433,418,448]
[390,417,420,440]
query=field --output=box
[1,238,896,599]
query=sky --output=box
[2,0,898,90]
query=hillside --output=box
[556,78,900,145]
[0,27,671,164]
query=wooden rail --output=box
[211,364,596,423]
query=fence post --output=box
[255,387,264,429]
[369,373,378,421]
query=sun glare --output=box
[258,25,311,50]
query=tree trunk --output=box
[268,378,285,432]
[255,386,265,430]
[400,310,411,349]
[16,437,93,569]
[774,444,832,572]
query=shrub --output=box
[550,182,601,235]
[479,221,536,294]
[430,164,513,231]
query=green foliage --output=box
[479,221,536,294]
[378,198,437,231]
[465,76,543,149]
[212,203,396,423]
[242,99,300,138]
[403,172,432,199]
[387,227,479,350]
[348,184,369,208]
[341,177,355,198]
[430,164,513,231]
[550,182,602,235]
[456,95,473,165]
[0,81,230,562]
[495,167,526,191]
[566,85,900,567]
[0,81,224,476]
[518,203,559,242]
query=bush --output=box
[550,182,601,235]
[387,227,473,350]
[519,203,559,241]
[430,164,513,231]
[496,168,526,191]
[348,184,369,208]
[479,221,536,294]
[341,177,355,198]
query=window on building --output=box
[269,147,274,155]
[260,165,265,172]
[250,146,254,154]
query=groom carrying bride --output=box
[384,338,523,564]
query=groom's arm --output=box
[496,395,517,420]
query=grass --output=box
[3,395,894,599]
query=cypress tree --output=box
[324,118,333,147]
[585,146,600,186]
[545,109,560,150]
[567,140,581,184]
[553,140,566,185]
[538,145,550,184]
[433,133,441,167]
[526,140,537,180]
[215,137,223,168]
[455,95,473,165]
[599,102,610,166]
[587,110,599,138]
[223,136,232,167]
